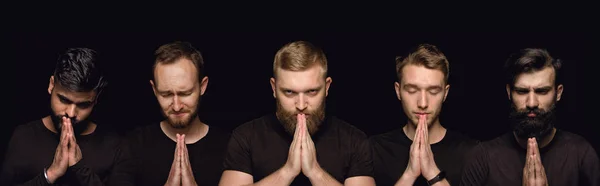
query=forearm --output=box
[249,167,296,186]
[307,167,342,186]
[69,162,106,186]
[11,173,52,186]
[394,172,417,186]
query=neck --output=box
[160,116,209,144]
[514,127,557,149]
[42,115,96,135]
[403,119,446,144]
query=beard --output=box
[50,113,88,136]
[163,108,198,129]
[276,99,326,136]
[162,97,200,129]
[509,100,557,140]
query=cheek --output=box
[157,98,173,109]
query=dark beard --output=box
[276,99,326,136]
[51,114,88,136]
[509,101,556,140]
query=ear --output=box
[556,84,564,101]
[200,76,209,96]
[150,80,157,96]
[325,77,332,97]
[48,76,55,95]
[443,84,450,102]
[505,84,511,100]
[270,77,277,98]
[394,82,401,101]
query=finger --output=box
[68,119,76,144]
[421,115,429,145]
[527,138,534,157]
[532,138,541,158]
[528,153,535,180]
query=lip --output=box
[527,113,537,117]
[171,113,188,117]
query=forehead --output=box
[514,67,555,88]
[54,83,96,102]
[276,66,325,89]
[154,58,198,90]
[400,64,445,86]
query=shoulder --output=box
[554,130,596,154]
[206,124,232,141]
[369,128,401,146]
[231,114,272,135]
[445,129,479,147]
[329,116,368,139]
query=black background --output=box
[4,32,597,165]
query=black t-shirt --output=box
[370,128,478,186]
[127,123,230,186]
[0,119,132,186]
[223,113,374,185]
[460,130,600,186]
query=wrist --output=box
[306,166,325,181]
[423,167,441,180]
[45,167,58,184]
[279,166,298,181]
[401,168,419,181]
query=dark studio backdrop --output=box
[4,32,597,166]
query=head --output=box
[394,44,450,128]
[48,48,107,132]
[505,48,563,140]
[150,41,209,129]
[270,41,332,136]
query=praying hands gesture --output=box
[45,116,83,184]
[522,137,548,186]
[397,115,449,186]
[165,134,197,186]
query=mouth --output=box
[171,112,188,117]
[414,112,429,117]
[527,112,537,117]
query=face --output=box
[395,64,449,128]
[151,58,208,129]
[48,76,97,132]
[271,65,332,136]
[506,66,563,139]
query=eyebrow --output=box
[403,83,442,90]
[514,86,553,92]
[279,85,323,92]
[157,88,194,94]
[57,94,94,105]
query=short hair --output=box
[153,41,205,83]
[395,44,450,84]
[504,48,562,88]
[53,47,107,96]
[273,41,328,79]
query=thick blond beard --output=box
[276,98,326,136]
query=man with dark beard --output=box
[460,48,600,186]
[126,41,230,186]
[0,48,133,185]
[219,41,375,186]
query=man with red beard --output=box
[126,41,230,186]
[219,41,376,186]
[460,48,600,186]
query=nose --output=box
[296,94,308,111]
[65,104,77,118]
[172,95,183,112]
[526,92,539,110]
[417,91,428,110]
